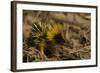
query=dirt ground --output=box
[23,10,91,62]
